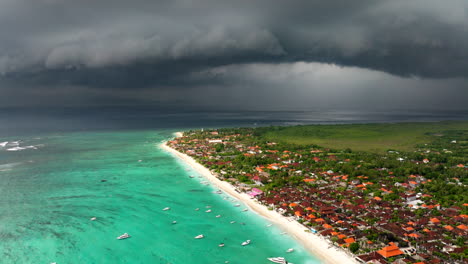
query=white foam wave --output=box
[6,145,37,151]
[0,141,8,147]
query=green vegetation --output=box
[257,121,468,153]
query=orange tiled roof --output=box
[377,245,404,258]
[344,237,355,244]
[457,224,467,230]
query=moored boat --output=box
[117,233,130,240]
[194,234,204,239]
[267,257,290,264]
[241,239,250,246]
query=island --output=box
[164,121,467,264]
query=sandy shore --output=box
[161,133,358,264]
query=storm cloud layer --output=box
[0,0,467,109]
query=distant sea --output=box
[0,108,466,263]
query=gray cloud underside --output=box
[1,0,468,83]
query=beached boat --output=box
[163,207,170,211]
[241,240,250,246]
[117,233,130,240]
[286,248,294,253]
[194,234,204,239]
[267,257,290,264]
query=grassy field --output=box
[260,121,468,153]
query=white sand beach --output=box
[161,132,358,264]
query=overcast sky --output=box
[1,0,467,111]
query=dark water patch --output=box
[188,189,205,192]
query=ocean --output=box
[0,130,321,264]
[0,108,466,263]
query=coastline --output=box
[161,132,358,264]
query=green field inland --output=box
[259,121,468,153]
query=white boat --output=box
[216,215,221,218]
[90,217,97,221]
[241,240,251,246]
[172,221,177,224]
[163,207,170,211]
[266,223,273,227]
[215,190,222,194]
[189,175,195,178]
[230,221,236,224]
[267,257,290,264]
[233,204,240,207]
[205,209,212,213]
[195,208,200,211]
[242,208,248,212]
[286,248,294,253]
[194,234,204,239]
[219,243,225,247]
[117,233,130,240]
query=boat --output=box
[266,223,272,227]
[205,209,212,213]
[172,221,177,224]
[241,240,251,246]
[215,190,222,194]
[242,208,248,212]
[230,221,236,224]
[218,243,225,247]
[194,234,204,239]
[117,233,130,240]
[216,215,221,218]
[90,217,97,221]
[286,248,294,253]
[195,208,200,211]
[162,207,170,211]
[233,204,240,207]
[267,257,290,264]
[189,175,195,178]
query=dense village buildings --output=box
[168,128,467,264]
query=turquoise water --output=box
[0,130,321,264]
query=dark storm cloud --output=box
[0,0,467,109]
[1,0,468,78]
